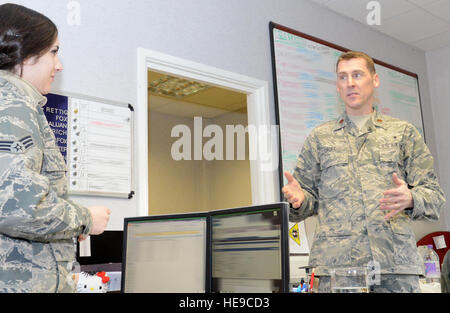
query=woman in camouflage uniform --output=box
[0,3,110,292]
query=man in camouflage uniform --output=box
[283,51,446,292]
[0,70,93,292]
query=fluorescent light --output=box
[148,75,209,98]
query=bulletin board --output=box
[269,22,425,194]
[43,92,134,199]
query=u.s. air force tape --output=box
[0,135,34,153]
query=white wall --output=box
[147,108,252,215]
[426,45,450,233]
[8,0,446,236]
[148,110,209,214]
[209,110,253,211]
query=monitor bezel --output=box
[121,212,211,293]
[208,202,290,293]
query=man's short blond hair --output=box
[336,51,376,74]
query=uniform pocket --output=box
[42,148,66,172]
[318,152,349,199]
[321,221,352,237]
[50,241,77,261]
[380,149,396,163]
[311,222,352,267]
[379,148,405,183]
[42,148,68,195]
[50,241,78,292]
[320,151,348,171]
[379,149,403,168]
[389,218,420,265]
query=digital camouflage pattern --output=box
[290,109,446,279]
[317,274,421,293]
[0,70,92,292]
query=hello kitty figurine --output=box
[76,271,110,293]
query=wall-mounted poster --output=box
[43,93,68,162]
[44,93,134,198]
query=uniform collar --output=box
[333,107,386,131]
[370,108,387,130]
[0,69,47,107]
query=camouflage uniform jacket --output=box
[0,70,92,292]
[290,109,446,276]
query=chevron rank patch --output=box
[0,135,34,153]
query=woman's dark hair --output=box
[0,3,58,74]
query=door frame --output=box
[136,48,278,216]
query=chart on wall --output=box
[269,22,425,190]
[43,93,134,198]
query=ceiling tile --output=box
[406,0,441,7]
[306,0,450,50]
[321,0,416,25]
[150,95,231,119]
[308,0,334,5]
[325,0,368,24]
[425,0,450,23]
[376,0,417,20]
[410,29,450,50]
[377,8,450,43]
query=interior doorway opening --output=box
[136,48,277,217]
[147,71,252,215]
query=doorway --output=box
[136,48,278,216]
[147,71,252,214]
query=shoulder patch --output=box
[0,135,34,153]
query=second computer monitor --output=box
[210,202,290,293]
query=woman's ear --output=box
[22,55,38,66]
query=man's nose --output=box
[347,76,355,86]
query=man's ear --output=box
[372,73,380,88]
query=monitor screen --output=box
[210,203,290,293]
[121,213,210,293]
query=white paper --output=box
[79,235,91,257]
[433,235,447,250]
[67,98,132,196]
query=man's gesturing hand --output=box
[282,171,305,209]
[379,173,413,219]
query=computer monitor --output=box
[210,202,290,293]
[121,213,210,293]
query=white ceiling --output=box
[148,71,247,118]
[149,94,241,119]
[308,0,450,51]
